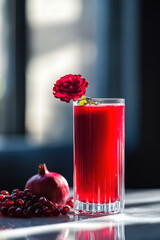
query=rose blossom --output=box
[53,74,88,103]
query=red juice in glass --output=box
[73,98,125,214]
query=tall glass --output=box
[73,98,125,214]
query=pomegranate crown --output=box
[38,163,48,176]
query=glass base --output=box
[74,200,124,215]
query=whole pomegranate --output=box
[25,164,69,206]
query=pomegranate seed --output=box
[8,207,16,217]
[12,189,20,194]
[15,199,24,207]
[26,192,33,198]
[1,190,9,196]
[46,201,53,207]
[42,206,48,211]
[0,195,5,202]
[60,206,70,215]
[12,196,18,202]
[11,193,17,198]
[4,195,12,200]
[66,197,74,208]
[3,200,14,208]
[31,195,39,202]
[50,205,56,210]
[54,203,58,208]
[0,202,2,208]
[52,208,60,216]
[22,196,29,202]
[27,206,34,213]
[43,209,51,216]
[23,189,31,195]
[34,202,42,209]
[34,209,42,217]
[15,207,23,217]
[17,191,24,198]
[57,205,62,209]
[1,206,8,215]
[25,200,33,208]
[39,197,47,205]
[23,209,32,218]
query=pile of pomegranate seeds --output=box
[0,189,72,218]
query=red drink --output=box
[73,99,125,213]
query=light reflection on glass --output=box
[73,221,125,240]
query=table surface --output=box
[1,189,160,240]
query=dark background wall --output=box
[126,0,160,188]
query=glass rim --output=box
[74,98,125,105]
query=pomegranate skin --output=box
[25,164,69,206]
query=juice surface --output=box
[74,104,125,203]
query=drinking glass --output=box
[73,98,125,214]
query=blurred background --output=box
[0,0,159,191]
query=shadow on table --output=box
[0,215,70,230]
[25,229,70,240]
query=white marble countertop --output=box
[1,189,160,240]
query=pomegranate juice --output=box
[74,100,125,212]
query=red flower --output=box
[53,74,88,103]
